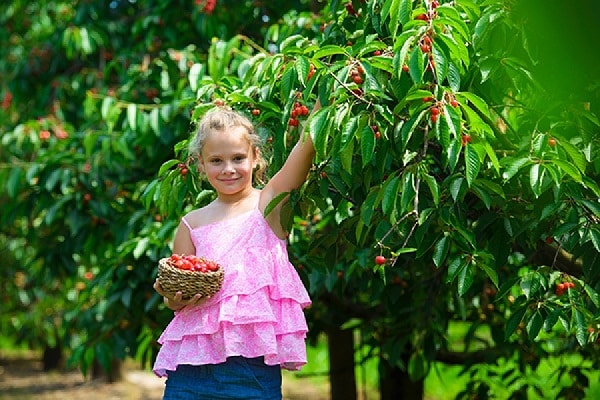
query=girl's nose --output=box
[222,162,235,173]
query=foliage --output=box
[1,0,600,398]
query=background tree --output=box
[1,0,599,399]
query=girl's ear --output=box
[197,157,206,174]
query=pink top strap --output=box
[181,217,192,231]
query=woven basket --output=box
[157,257,224,299]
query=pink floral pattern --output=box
[153,208,311,377]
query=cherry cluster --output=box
[371,125,381,139]
[350,64,365,85]
[168,253,219,272]
[177,162,189,177]
[555,281,575,296]
[194,0,216,14]
[289,102,310,127]
[307,64,315,81]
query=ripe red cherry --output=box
[375,256,386,265]
[548,138,557,147]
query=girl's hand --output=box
[153,279,209,311]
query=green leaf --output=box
[264,192,289,217]
[502,157,529,181]
[382,175,401,216]
[433,236,449,267]
[313,45,348,59]
[526,311,543,340]
[361,124,376,168]
[422,173,440,206]
[464,144,481,186]
[458,92,491,119]
[360,189,380,227]
[584,283,600,308]
[407,350,428,381]
[295,56,310,87]
[309,107,330,159]
[477,259,498,288]
[6,167,21,199]
[505,305,527,340]
[133,237,149,259]
[408,47,425,85]
[447,255,467,283]
[573,309,587,346]
[388,0,402,37]
[551,159,582,183]
[530,163,542,197]
[399,0,413,25]
[557,139,587,172]
[457,260,474,296]
[520,272,542,299]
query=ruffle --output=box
[153,209,311,377]
[153,325,307,377]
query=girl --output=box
[153,100,320,399]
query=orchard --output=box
[1,0,600,399]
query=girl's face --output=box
[199,125,258,198]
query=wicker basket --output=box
[157,257,224,299]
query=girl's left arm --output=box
[264,99,322,198]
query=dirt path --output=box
[0,354,330,400]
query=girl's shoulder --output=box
[182,199,261,231]
[182,205,218,230]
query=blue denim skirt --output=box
[162,356,282,400]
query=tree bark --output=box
[91,358,124,383]
[328,327,357,400]
[42,342,63,371]
[379,355,424,400]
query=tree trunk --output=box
[379,355,424,400]
[327,327,357,400]
[42,342,63,371]
[91,358,124,383]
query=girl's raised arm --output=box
[263,99,322,200]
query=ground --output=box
[0,353,330,400]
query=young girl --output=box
[153,100,319,399]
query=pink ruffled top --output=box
[153,207,311,377]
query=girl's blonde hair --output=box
[188,107,268,185]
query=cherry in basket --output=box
[168,254,219,273]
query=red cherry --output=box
[375,256,386,265]
[461,134,472,146]
[548,138,557,147]
[251,109,260,115]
